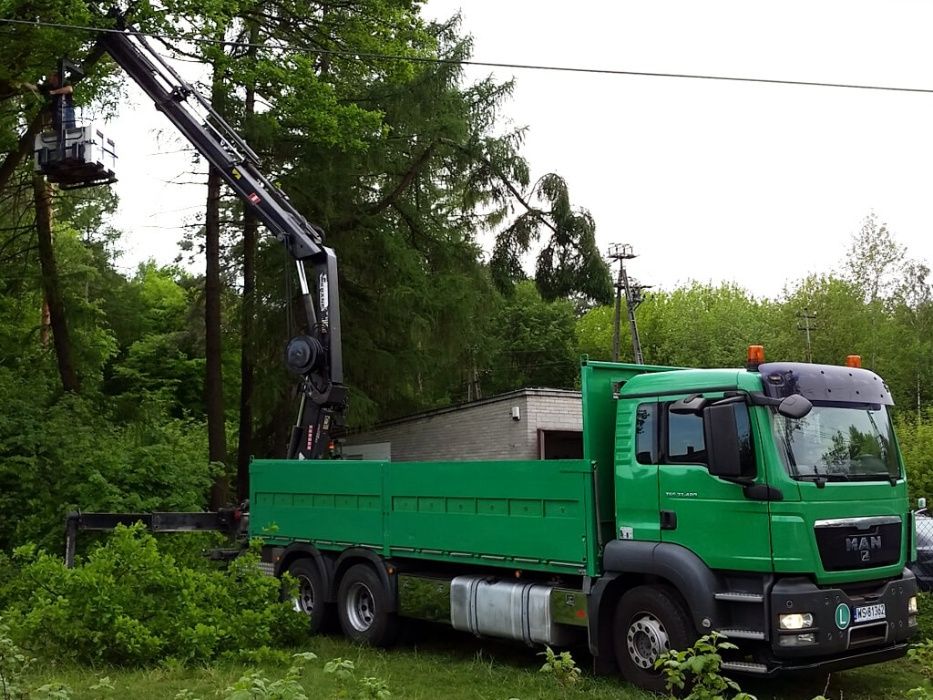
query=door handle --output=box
[660,510,677,530]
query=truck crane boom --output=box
[40,20,347,460]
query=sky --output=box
[107,0,933,298]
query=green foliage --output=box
[0,616,33,700]
[2,526,306,666]
[537,646,582,687]
[484,281,579,394]
[917,593,933,641]
[908,638,933,698]
[656,632,756,700]
[323,658,356,683]
[576,282,775,368]
[909,639,933,677]
[30,684,74,700]
[898,412,933,501]
[324,658,357,698]
[221,652,318,700]
[358,676,392,700]
[0,367,213,550]
[323,657,391,699]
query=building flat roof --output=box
[356,387,581,430]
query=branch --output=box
[331,145,435,231]
[439,137,558,238]
[0,108,46,191]
[390,201,425,254]
[0,79,40,103]
[366,144,435,217]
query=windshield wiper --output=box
[846,473,898,483]
[797,472,849,488]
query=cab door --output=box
[657,398,773,573]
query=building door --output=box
[539,430,584,459]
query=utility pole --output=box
[797,308,817,363]
[608,243,651,364]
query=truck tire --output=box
[613,585,694,693]
[287,558,334,634]
[336,563,399,647]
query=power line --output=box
[4,17,933,95]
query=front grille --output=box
[814,517,901,571]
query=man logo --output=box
[846,534,882,562]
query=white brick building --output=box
[342,388,583,462]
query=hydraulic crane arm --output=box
[97,24,346,460]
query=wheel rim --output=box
[293,574,315,616]
[626,612,670,670]
[345,581,376,631]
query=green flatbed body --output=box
[251,458,601,575]
[251,360,682,577]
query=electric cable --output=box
[3,16,933,95]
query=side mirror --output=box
[703,403,745,479]
[777,394,812,419]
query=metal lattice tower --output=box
[608,244,651,364]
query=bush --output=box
[917,592,933,641]
[656,632,756,700]
[898,411,933,503]
[2,525,306,666]
[0,368,214,552]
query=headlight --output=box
[909,596,919,614]
[779,612,814,630]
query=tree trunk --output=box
[0,111,44,192]
[205,160,228,509]
[39,299,50,348]
[237,207,257,501]
[236,20,260,503]
[33,173,79,392]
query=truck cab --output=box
[594,351,917,685]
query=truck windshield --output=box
[770,404,900,482]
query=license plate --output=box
[853,603,886,623]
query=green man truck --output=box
[251,349,918,692]
[43,17,918,694]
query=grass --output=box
[23,623,930,700]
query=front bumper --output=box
[769,570,917,660]
[726,641,909,678]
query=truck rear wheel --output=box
[337,563,399,646]
[613,585,694,693]
[287,558,334,634]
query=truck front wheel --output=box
[613,585,694,692]
[287,558,334,634]
[337,563,399,646]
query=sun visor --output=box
[757,362,894,406]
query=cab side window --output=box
[733,403,756,474]
[662,400,755,475]
[635,403,657,464]
[666,407,707,465]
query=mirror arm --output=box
[710,393,748,407]
[718,475,754,486]
[718,475,784,501]
[747,392,782,408]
